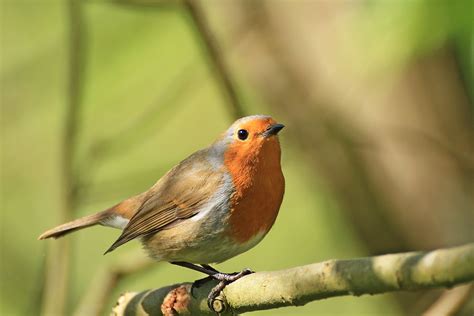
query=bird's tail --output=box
[38,211,110,240]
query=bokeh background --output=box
[1,0,473,315]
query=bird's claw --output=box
[213,268,254,282]
[207,280,227,313]
[207,268,254,313]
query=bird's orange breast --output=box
[224,138,285,243]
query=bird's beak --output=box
[263,123,285,137]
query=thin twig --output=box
[183,0,245,119]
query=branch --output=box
[41,1,85,314]
[112,243,474,315]
[183,0,245,119]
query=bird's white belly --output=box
[141,211,266,264]
[181,230,266,264]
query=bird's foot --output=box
[211,268,254,282]
[207,268,254,312]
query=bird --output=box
[38,114,285,309]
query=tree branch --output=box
[183,0,245,119]
[41,1,85,315]
[112,243,474,315]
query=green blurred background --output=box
[1,0,473,315]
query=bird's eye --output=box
[237,129,249,141]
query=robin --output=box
[39,114,285,309]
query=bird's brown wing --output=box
[104,151,225,254]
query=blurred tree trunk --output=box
[202,1,474,313]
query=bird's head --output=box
[216,115,284,169]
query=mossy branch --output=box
[112,243,474,315]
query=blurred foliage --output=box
[361,0,472,67]
[329,0,473,101]
[1,0,472,315]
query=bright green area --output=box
[3,0,470,315]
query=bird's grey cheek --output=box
[226,127,235,139]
